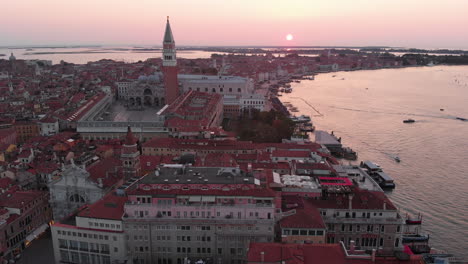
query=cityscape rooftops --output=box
[178,74,250,83]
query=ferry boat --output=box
[402,234,430,243]
[406,213,423,225]
[402,212,431,254]
[360,161,396,189]
[290,115,311,123]
[342,147,357,160]
[299,123,315,132]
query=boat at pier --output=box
[342,147,357,160]
[360,161,396,189]
[290,115,311,123]
[299,122,315,132]
[406,213,423,225]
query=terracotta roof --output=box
[0,190,46,209]
[311,188,397,211]
[77,192,127,220]
[87,157,122,188]
[280,196,326,229]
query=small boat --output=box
[402,234,430,243]
[394,156,401,163]
[406,213,423,225]
[456,117,467,121]
[403,119,415,123]
[440,108,444,111]
[342,147,357,160]
[290,115,311,123]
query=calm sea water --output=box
[281,66,468,258]
[0,46,221,64]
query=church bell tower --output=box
[162,16,179,105]
[121,126,141,180]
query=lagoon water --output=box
[281,66,468,258]
[0,46,220,64]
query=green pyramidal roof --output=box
[163,18,174,43]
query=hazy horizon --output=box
[2,0,468,49]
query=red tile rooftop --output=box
[87,157,122,188]
[77,192,127,221]
[66,93,107,122]
[272,150,312,158]
[0,177,14,189]
[280,196,326,229]
[0,190,46,209]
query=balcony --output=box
[101,250,110,255]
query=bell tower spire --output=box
[162,16,179,105]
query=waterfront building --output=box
[312,187,404,253]
[247,242,424,264]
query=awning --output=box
[189,196,201,202]
[26,224,49,242]
[201,196,216,202]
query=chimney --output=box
[383,201,387,210]
[349,240,355,253]
[260,252,265,263]
[348,194,354,210]
[371,249,376,262]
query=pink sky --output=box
[2,0,468,49]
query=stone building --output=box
[48,161,107,221]
[123,165,277,264]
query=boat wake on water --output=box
[328,106,466,122]
[290,97,324,116]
